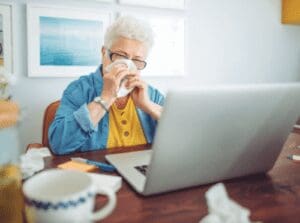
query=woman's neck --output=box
[114,95,130,109]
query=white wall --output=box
[2,0,300,152]
[186,0,300,84]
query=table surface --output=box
[44,129,300,223]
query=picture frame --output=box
[0,4,13,75]
[120,12,185,77]
[94,0,114,2]
[27,4,111,77]
[119,0,185,10]
[77,0,114,3]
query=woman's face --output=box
[102,37,148,75]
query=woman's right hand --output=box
[100,64,131,107]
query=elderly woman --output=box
[49,16,164,155]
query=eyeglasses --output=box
[106,49,147,70]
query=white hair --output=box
[104,16,154,51]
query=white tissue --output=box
[200,183,261,223]
[88,173,122,192]
[20,147,51,179]
[105,59,137,98]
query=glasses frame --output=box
[106,49,147,70]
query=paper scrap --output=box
[57,161,97,172]
[199,183,262,223]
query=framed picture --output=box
[119,0,185,10]
[77,0,115,4]
[120,13,185,77]
[76,0,114,3]
[0,4,13,75]
[27,4,111,77]
[94,0,113,2]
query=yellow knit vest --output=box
[107,97,147,148]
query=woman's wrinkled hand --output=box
[126,75,151,111]
[101,64,130,106]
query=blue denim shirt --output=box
[48,66,165,155]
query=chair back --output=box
[42,101,60,147]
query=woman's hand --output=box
[87,64,131,126]
[101,64,130,106]
[127,75,163,120]
[126,75,150,110]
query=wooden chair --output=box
[26,100,60,150]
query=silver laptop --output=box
[105,84,300,196]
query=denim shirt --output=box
[48,66,165,155]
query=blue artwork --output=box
[40,16,102,66]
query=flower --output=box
[0,73,16,100]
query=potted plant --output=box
[0,73,23,223]
[0,73,20,163]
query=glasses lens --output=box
[108,49,147,70]
[133,60,146,70]
[111,53,127,62]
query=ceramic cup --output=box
[23,169,116,223]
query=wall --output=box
[2,0,300,152]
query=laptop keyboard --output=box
[135,165,148,175]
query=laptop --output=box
[105,84,300,196]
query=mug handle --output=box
[90,186,117,221]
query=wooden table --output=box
[44,130,300,223]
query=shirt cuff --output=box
[73,103,98,133]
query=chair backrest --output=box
[42,100,60,147]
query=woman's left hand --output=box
[126,75,151,111]
[126,75,163,120]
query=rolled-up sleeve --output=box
[48,82,97,155]
[74,103,98,133]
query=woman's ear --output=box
[101,47,106,58]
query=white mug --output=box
[23,169,116,223]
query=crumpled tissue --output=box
[105,59,137,98]
[20,147,51,179]
[200,183,262,223]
